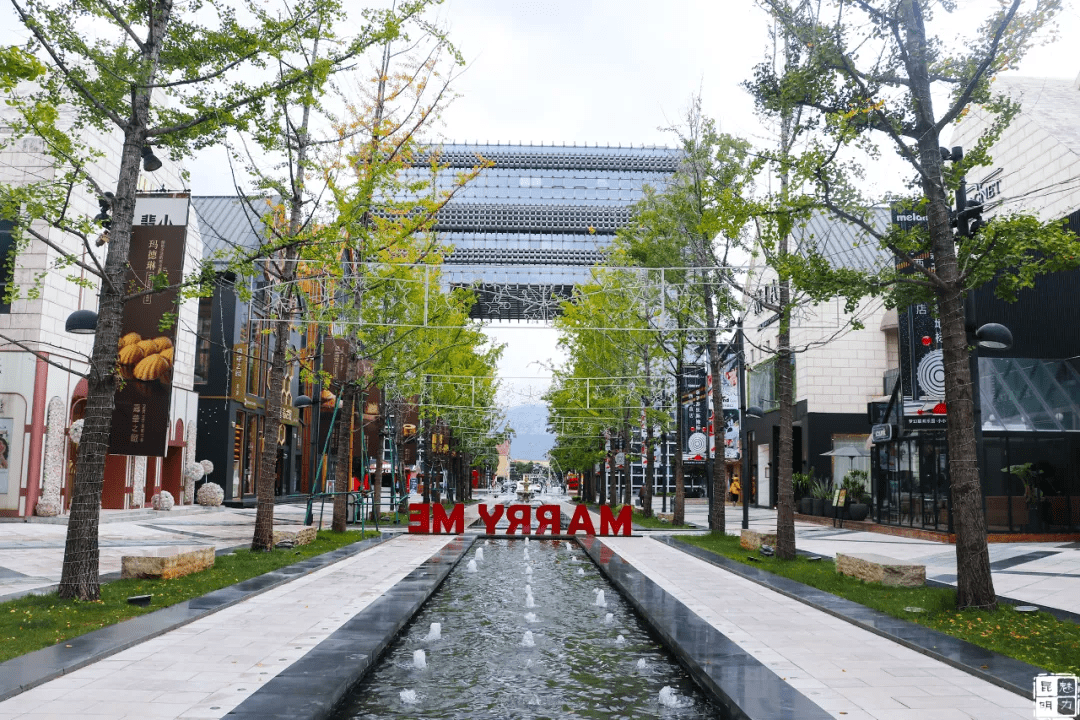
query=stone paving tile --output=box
[601,535,1037,720]
[661,503,1080,617]
[0,534,452,720]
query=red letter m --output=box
[432,503,465,534]
[599,505,632,536]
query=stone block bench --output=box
[836,552,925,587]
[272,526,317,547]
[121,546,215,580]
[740,529,777,550]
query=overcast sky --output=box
[412,0,1080,409]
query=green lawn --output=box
[0,529,376,664]
[678,532,1080,677]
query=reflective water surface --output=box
[331,538,719,719]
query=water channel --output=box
[330,532,720,719]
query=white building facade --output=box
[0,110,203,518]
[741,210,892,505]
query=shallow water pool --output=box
[331,537,719,719]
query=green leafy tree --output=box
[648,99,757,532]
[2,0,425,600]
[750,0,1079,608]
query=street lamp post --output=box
[738,318,764,530]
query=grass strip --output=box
[612,504,692,530]
[0,529,375,664]
[677,532,1080,677]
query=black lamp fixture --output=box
[746,405,764,419]
[65,309,98,334]
[975,323,1013,350]
[94,192,114,227]
[141,146,163,172]
[293,395,313,409]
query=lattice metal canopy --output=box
[416,143,678,320]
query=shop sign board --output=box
[891,205,943,402]
[110,194,188,457]
[680,364,708,464]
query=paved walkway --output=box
[654,499,1080,617]
[603,535,1032,720]
[0,534,455,719]
[0,494,1074,719]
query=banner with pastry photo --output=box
[109,193,190,457]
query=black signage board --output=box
[892,204,942,402]
[680,365,708,464]
[904,414,947,430]
[871,424,894,443]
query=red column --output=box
[23,356,48,517]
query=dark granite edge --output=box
[666,536,1043,700]
[579,536,832,720]
[225,535,475,719]
[0,532,395,703]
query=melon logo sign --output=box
[407,503,633,536]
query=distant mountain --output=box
[505,404,554,461]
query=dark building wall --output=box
[972,268,1080,361]
[195,275,304,500]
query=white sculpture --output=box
[196,482,224,506]
[152,490,175,511]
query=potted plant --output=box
[793,472,814,515]
[810,479,830,516]
[842,469,870,521]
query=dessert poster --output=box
[109,194,189,457]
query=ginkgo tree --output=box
[750,0,1080,609]
[1,0,428,600]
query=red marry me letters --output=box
[407,503,632,536]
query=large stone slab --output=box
[121,546,215,580]
[273,526,317,547]
[836,552,925,587]
[740,529,777,550]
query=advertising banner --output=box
[110,194,189,456]
[680,364,708,464]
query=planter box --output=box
[848,503,869,522]
[812,498,825,516]
[121,546,214,580]
[740,529,777,550]
[836,552,925,587]
[799,497,813,515]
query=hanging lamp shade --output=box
[65,309,98,334]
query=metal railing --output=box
[304,491,377,534]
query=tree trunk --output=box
[643,433,655,519]
[702,271,727,534]
[775,299,796,559]
[58,0,174,601]
[252,309,290,551]
[59,130,148,600]
[673,370,685,526]
[902,0,995,609]
[621,423,632,507]
[607,448,616,507]
[331,378,356,532]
